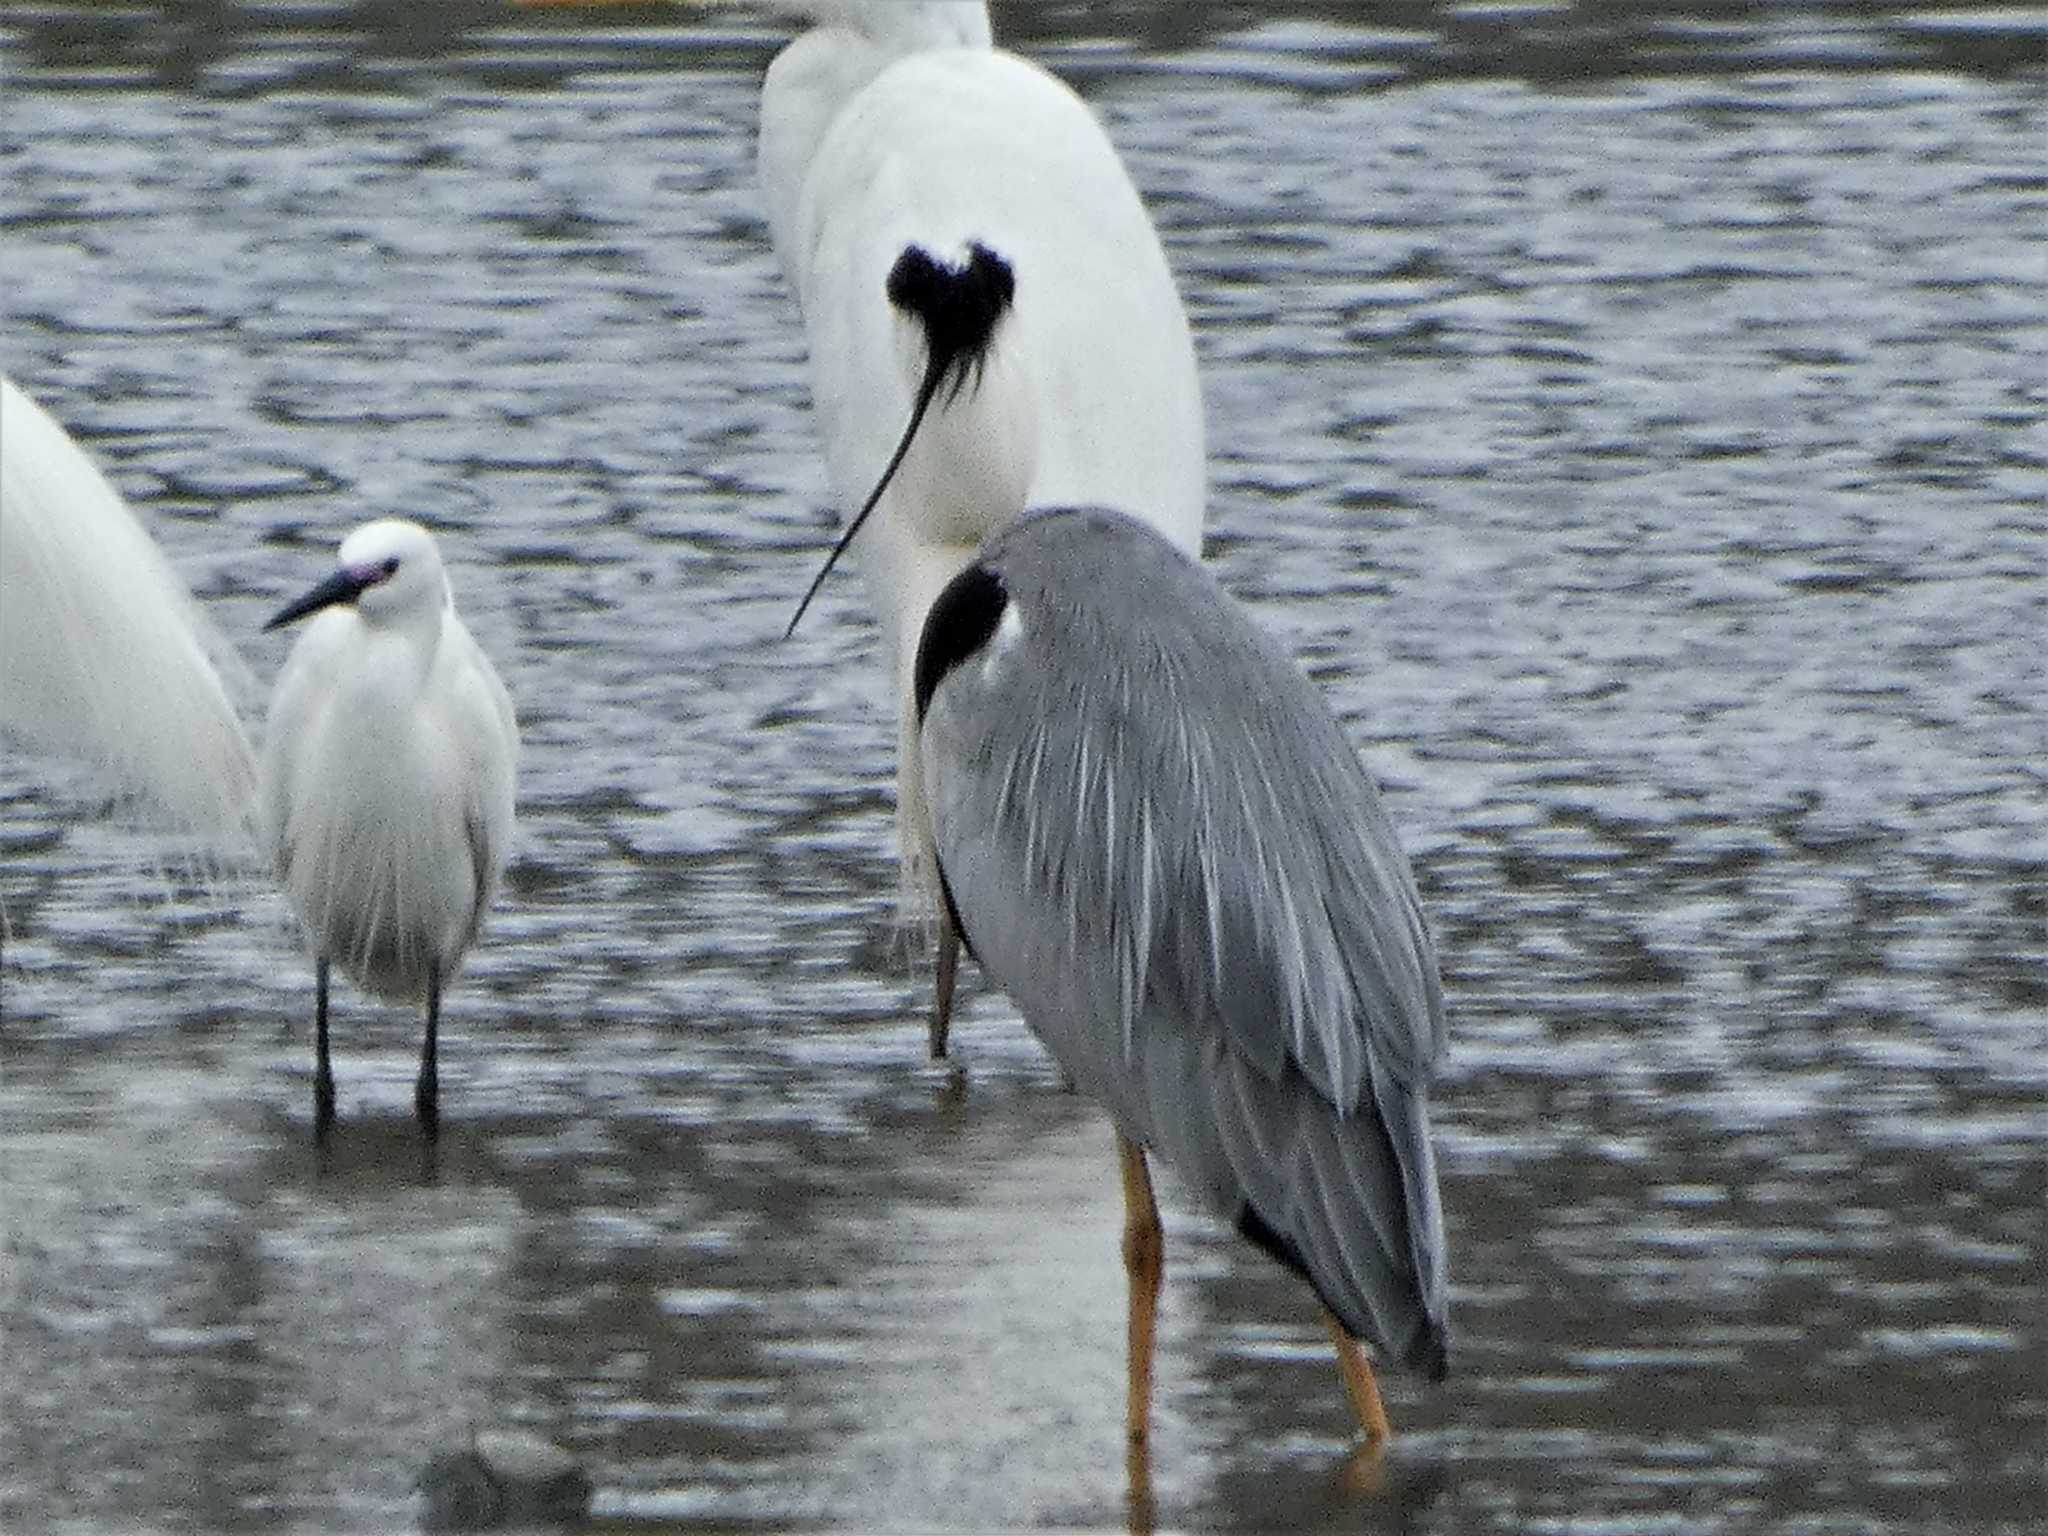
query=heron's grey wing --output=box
[1149,992,1447,1372]
[919,507,1450,1362]
[925,508,1445,1103]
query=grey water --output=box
[1,1,2044,1531]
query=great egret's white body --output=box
[262,518,517,1137]
[0,375,258,849]
[754,0,1206,871]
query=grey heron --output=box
[262,519,519,1139]
[913,506,1450,1453]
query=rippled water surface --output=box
[2,2,2044,1532]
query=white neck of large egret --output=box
[767,1,992,51]
[757,4,994,274]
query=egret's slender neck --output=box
[354,597,446,691]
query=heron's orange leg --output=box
[1324,1310,1392,1452]
[1118,1134,1164,1448]
[1125,1433,1157,1536]
[930,911,960,1060]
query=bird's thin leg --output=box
[930,909,961,1060]
[314,958,335,1138]
[415,960,440,1139]
[1324,1310,1392,1452]
[1125,1431,1156,1536]
[1118,1134,1164,1449]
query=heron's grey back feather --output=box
[919,507,1449,1370]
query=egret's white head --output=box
[266,519,450,633]
[522,0,991,51]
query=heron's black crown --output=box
[914,562,1008,725]
[887,242,1016,404]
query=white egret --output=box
[261,519,518,1138]
[760,0,1208,1054]
[534,0,1208,1048]
[0,374,259,851]
[915,506,1450,1459]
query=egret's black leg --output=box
[930,911,961,1060]
[314,957,336,1138]
[416,960,441,1139]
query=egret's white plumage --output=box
[262,518,517,1136]
[0,374,258,850]
[751,0,1206,867]
[915,507,1450,1452]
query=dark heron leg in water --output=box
[314,957,335,1138]
[416,960,440,1138]
[1118,1134,1165,1447]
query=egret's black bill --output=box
[266,567,370,631]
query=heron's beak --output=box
[265,567,374,632]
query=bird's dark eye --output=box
[381,556,401,577]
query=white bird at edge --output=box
[261,518,518,1139]
[0,373,259,853]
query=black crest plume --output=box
[785,242,1017,638]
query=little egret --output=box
[261,519,518,1139]
[0,374,258,850]
[914,507,1450,1456]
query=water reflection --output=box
[3,0,2046,1532]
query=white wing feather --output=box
[1,375,258,850]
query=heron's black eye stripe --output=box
[382,555,401,577]
[914,562,1007,724]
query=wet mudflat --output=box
[1,2,2044,1531]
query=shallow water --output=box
[2,2,2044,1532]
